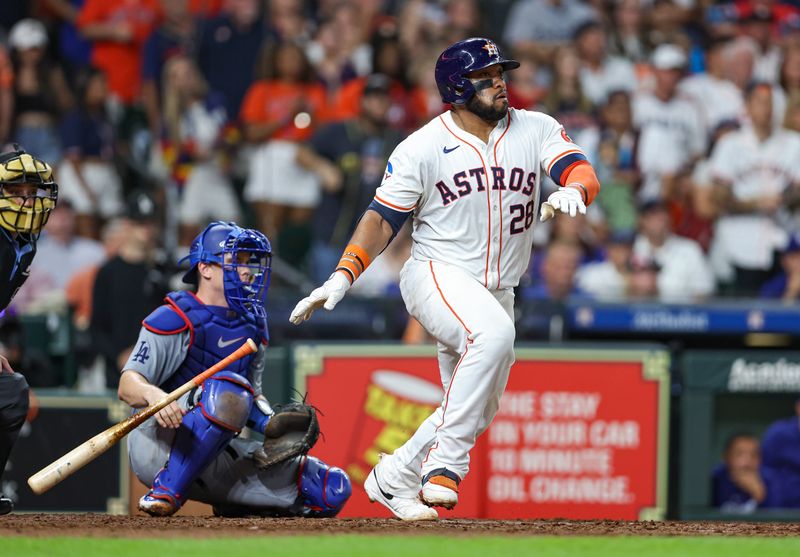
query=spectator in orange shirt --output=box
[328,31,429,132]
[77,0,160,105]
[241,40,327,262]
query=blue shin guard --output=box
[298,455,352,517]
[139,372,254,516]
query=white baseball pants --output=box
[381,258,515,496]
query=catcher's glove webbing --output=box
[250,402,320,468]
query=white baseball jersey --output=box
[708,125,800,271]
[373,107,587,291]
[633,90,706,200]
[679,74,745,137]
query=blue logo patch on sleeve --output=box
[132,340,151,364]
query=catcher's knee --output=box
[298,455,352,517]
[197,371,254,432]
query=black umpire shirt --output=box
[0,231,36,311]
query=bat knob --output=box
[540,201,556,222]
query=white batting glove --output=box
[289,272,351,324]
[540,186,586,221]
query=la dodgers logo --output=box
[483,40,499,58]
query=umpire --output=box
[0,147,58,515]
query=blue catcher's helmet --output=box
[179,221,272,321]
[435,37,520,104]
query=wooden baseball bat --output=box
[27,338,258,495]
[540,201,556,221]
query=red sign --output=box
[300,347,668,520]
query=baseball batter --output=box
[290,37,601,520]
[120,221,350,517]
[0,147,58,515]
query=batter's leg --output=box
[379,341,460,495]
[380,260,515,509]
[415,263,515,503]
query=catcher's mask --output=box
[0,146,58,240]
[180,221,272,321]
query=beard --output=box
[466,93,508,122]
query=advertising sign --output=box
[295,345,669,520]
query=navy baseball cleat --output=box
[0,494,13,515]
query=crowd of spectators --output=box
[2,0,800,386]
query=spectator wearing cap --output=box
[90,193,167,389]
[707,82,800,294]
[502,0,598,63]
[633,199,715,303]
[573,20,636,107]
[761,399,800,508]
[680,36,746,142]
[77,0,160,106]
[759,233,800,300]
[58,66,123,240]
[739,5,783,84]
[633,44,706,202]
[575,229,636,301]
[296,74,405,283]
[8,18,75,165]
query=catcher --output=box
[0,147,58,515]
[118,221,350,517]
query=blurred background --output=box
[2,0,800,521]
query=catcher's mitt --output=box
[250,402,320,468]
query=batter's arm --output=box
[289,210,394,324]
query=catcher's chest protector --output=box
[146,291,264,391]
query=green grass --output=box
[5,536,800,557]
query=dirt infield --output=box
[1,514,798,538]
